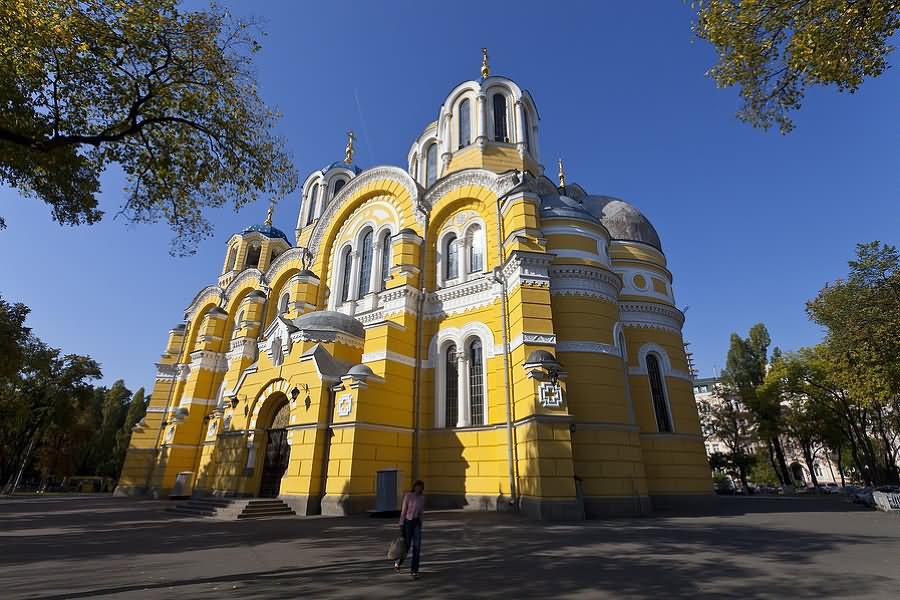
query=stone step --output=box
[165,497,295,520]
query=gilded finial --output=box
[557,158,566,189]
[344,130,355,164]
[265,201,274,226]
[481,47,490,79]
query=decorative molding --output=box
[183,285,225,319]
[556,341,620,357]
[227,337,258,363]
[362,350,417,368]
[308,166,421,259]
[422,168,519,214]
[549,264,621,304]
[154,363,177,381]
[538,381,564,408]
[337,394,353,417]
[503,251,553,292]
[425,276,499,319]
[188,350,226,372]
[619,301,684,334]
[508,332,557,353]
[289,329,365,349]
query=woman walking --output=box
[394,480,425,578]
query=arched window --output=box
[458,99,471,149]
[468,225,484,273]
[444,234,459,281]
[340,246,353,302]
[445,344,458,427]
[426,142,437,187]
[279,292,290,314]
[306,183,319,226]
[333,178,346,197]
[246,243,261,268]
[469,339,484,425]
[646,354,672,432]
[492,93,508,142]
[380,231,391,291]
[358,230,374,296]
[225,246,237,271]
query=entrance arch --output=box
[259,396,291,498]
[790,462,805,485]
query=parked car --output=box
[853,485,900,507]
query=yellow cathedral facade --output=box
[118,53,712,519]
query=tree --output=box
[807,241,900,484]
[113,386,146,476]
[0,0,297,253]
[0,296,31,383]
[706,383,758,492]
[693,1,900,133]
[722,323,792,486]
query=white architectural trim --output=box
[508,332,558,353]
[556,341,620,356]
[361,350,417,368]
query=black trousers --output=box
[397,518,422,573]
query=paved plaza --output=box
[1,495,899,599]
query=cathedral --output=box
[118,51,712,519]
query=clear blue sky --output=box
[1,1,898,393]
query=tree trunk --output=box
[772,436,792,485]
[737,464,750,494]
[802,443,819,488]
[836,450,846,487]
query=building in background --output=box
[117,52,711,518]
[692,377,845,486]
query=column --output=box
[460,237,471,284]
[371,240,384,294]
[347,250,361,315]
[456,352,470,428]
[515,100,526,154]
[475,93,487,147]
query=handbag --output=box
[387,535,408,560]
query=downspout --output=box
[494,173,523,508]
[411,208,429,482]
[317,384,336,514]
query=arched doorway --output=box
[259,400,291,498]
[790,462,805,485]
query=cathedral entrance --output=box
[259,400,291,498]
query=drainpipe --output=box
[411,209,430,482]
[494,172,526,508]
[317,385,336,514]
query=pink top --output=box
[400,491,425,522]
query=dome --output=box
[291,310,365,339]
[539,193,600,224]
[347,364,375,379]
[242,223,289,242]
[582,196,662,251]
[525,350,558,365]
[322,160,362,175]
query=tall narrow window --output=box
[380,231,391,290]
[468,225,484,273]
[469,339,484,426]
[358,230,374,297]
[492,93,508,142]
[445,344,458,427]
[646,354,672,432]
[306,183,319,225]
[279,292,290,314]
[458,99,471,148]
[340,247,353,302]
[445,234,459,281]
[225,246,237,271]
[246,243,261,268]
[426,142,437,186]
[333,179,346,197]
[234,310,244,337]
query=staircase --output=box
[166,497,296,520]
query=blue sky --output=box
[1,0,898,392]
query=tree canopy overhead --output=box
[693,1,899,133]
[0,0,298,254]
